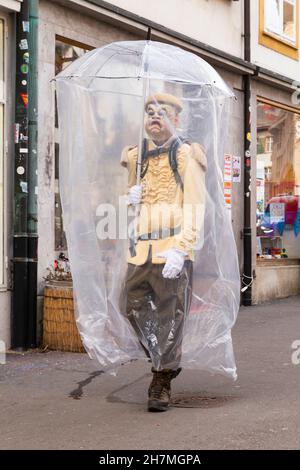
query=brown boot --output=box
[148,368,181,412]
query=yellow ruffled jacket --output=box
[121,140,207,265]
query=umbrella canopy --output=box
[56,40,234,96]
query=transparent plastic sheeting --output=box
[55,41,240,379]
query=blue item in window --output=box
[276,221,285,236]
[293,209,300,237]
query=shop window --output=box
[256,100,300,261]
[0,19,5,285]
[54,37,93,251]
[259,0,299,59]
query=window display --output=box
[256,100,300,260]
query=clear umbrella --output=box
[55,40,240,379]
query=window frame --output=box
[259,0,299,60]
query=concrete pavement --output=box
[1,296,300,450]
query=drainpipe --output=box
[241,0,253,305]
[12,0,38,349]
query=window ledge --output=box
[263,31,298,51]
[259,31,299,60]
[257,258,300,267]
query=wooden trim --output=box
[55,34,94,51]
[259,0,299,60]
[257,96,300,114]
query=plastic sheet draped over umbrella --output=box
[55,40,240,379]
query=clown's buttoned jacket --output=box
[121,139,207,265]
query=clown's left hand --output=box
[156,249,187,279]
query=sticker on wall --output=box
[19,132,28,142]
[22,21,29,32]
[245,149,251,167]
[20,181,28,193]
[21,93,28,107]
[14,123,20,144]
[17,166,25,175]
[224,154,232,182]
[21,64,29,74]
[223,154,232,209]
[232,156,241,183]
[224,182,232,209]
[23,52,29,64]
[19,39,28,50]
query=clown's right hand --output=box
[127,185,142,205]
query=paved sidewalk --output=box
[1,296,300,450]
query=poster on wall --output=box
[224,154,232,209]
[232,156,241,183]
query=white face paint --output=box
[145,103,178,145]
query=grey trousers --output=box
[120,248,193,370]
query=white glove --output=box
[157,248,187,279]
[127,185,142,205]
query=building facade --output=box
[251,0,300,302]
[2,0,300,349]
